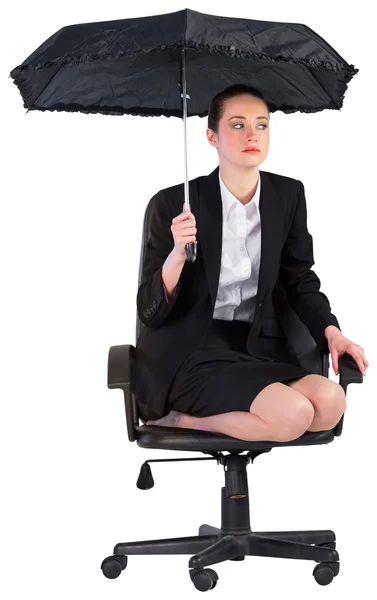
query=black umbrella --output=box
[10,8,358,262]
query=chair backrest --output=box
[135,199,151,345]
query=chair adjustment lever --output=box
[136,457,219,490]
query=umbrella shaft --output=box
[181,48,190,212]
[181,48,197,264]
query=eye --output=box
[233,123,268,129]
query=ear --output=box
[206,128,218,147]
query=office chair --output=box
[101,207,363,593]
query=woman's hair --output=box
[207,84,270,134]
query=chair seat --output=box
[136,425,334,452]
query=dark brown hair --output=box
[207,84,270,134]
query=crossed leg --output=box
[146,375,346,442]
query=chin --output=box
[241,154,263,165]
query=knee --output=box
[315,382,347,421]
[275,398,315,442]
[331,383,347,415]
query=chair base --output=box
[102,453,340,588]
[111,493,338,567]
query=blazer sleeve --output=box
[137,190,182,328]
[163,281,180,303]
[278,180,341,354]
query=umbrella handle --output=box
[184,199,197,262]
[185,241,197,262]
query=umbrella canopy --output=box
[10,8,358,116]
[9,8,359,262]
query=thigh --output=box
[249,381,315,427]
[170,360,312,418]
[285,374,346,408]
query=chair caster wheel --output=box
[313,562,339,585]
[229,555,245,561]
[101,556,128,579]
[190,568,219,591]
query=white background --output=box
[1,1,375,598]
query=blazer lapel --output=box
[196,166,287,336]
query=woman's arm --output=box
[278,180,341,353]
[137,190,184,327]
[162,249,186,300]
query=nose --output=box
[246,129,258,141]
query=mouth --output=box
[242,149,260,153]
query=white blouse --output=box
[213,170,261,323]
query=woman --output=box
[134,84,368,442]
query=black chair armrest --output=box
[338,352,364,388]
[333,352,364,436]
[107,344,138,442]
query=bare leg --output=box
[285,374,347,431]
[147,409,282,441]
[146,381,315,443]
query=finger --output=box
[335,352,367,376]
[182,203,194,216]
[173,212,192,224]
[356,351,367,373]
[353,348,368,371]
[176,221,196,231]
[360,353,369,367]
[331,353,338,375]
[355,352,367,375]
[180,214,196,225]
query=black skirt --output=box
[166,318,312,417]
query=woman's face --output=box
[207,94,270,168]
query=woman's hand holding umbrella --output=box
[171,203,197,261]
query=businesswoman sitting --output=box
[133,84,368,442]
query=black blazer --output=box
[131,165,340,421]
